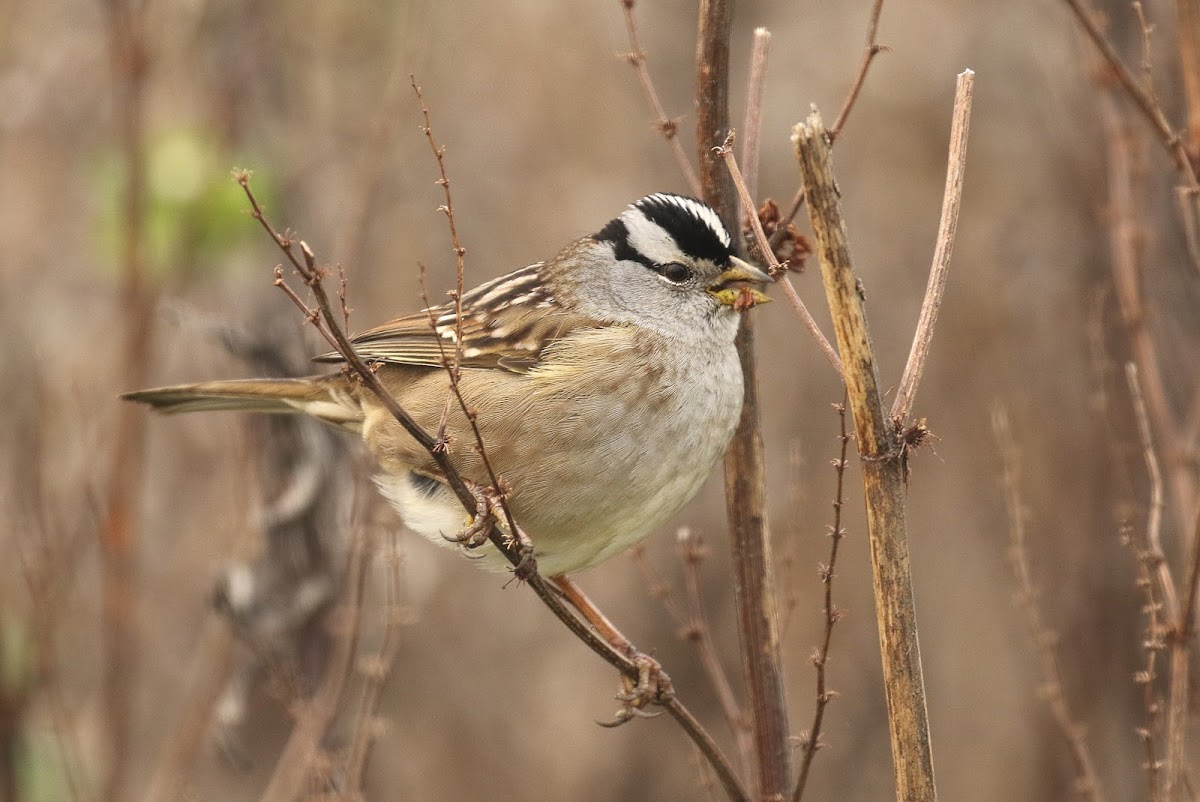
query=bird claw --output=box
[442,480,499,549]
[597,653,672,728]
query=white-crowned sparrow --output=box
[125,193,770,577]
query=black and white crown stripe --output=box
[594,193,735,269]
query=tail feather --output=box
[121,377,362,428]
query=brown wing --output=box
[314,262,592,374]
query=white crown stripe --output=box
[640,193,731,248]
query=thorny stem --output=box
[1124,521,1164,802]
[410,79,523,543]
[991,405,1106,802]
[1128,363,1189,801]
[792,400,851,802]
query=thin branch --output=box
[830,0,888,140]
[991,404,1105,802]
[794,107,937,802]
[792,399,851,802]
[619,0,702,197]
[1174,0,1200,153]
[716,134,844,377]
[891,69,975,423]
[344,534,408,790]
[699,0,792,798]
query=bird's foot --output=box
[598,652,673,728]
[443,480,501,549]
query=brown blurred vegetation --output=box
[1,0,1199,800]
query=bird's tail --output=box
[122,377,363,429]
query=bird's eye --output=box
[659,262,692,284]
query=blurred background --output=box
[2,0,1199,799]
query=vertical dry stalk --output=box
[697,1,792,798]
[991,405,1106,802]
[793,108,937,802]
[99,2,152,800]
[891,70,974,423]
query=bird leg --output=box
[550,575,673,726]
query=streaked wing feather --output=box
[312,262,592,373]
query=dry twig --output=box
[891,69,975,423]
[991,405,1106,802]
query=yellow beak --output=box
[707,256,772,308]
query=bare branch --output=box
[678,529,756,781]
[891,69,975,423]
